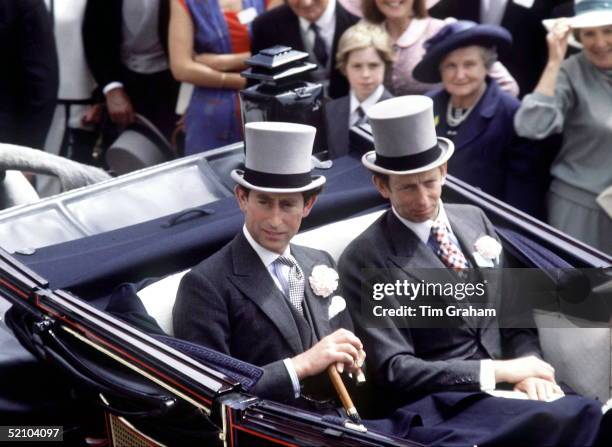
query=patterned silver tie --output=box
[276,255,305,315]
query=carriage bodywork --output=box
[0,138,610,446]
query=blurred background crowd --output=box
[0,0,610,255]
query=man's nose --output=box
[268,205,283,226]
[415,186,429,205]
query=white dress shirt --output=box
[480,0,508,25]
[349,85,385,127]
[392,202,496,391]
[242,226,302,397]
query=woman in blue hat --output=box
[514,0,612,255]
[413,20,544,217]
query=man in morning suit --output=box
[83,0,179,139]
[0,0,58,149]
[251,0,358,99]
[338,95,607,446]
[172,122,366,407]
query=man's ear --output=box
[234,185,248,212]
[439,164,448,185]
[372,175,390,199]
[302,194,317,218]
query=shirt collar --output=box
[392,200,453,244]
[298,0,336,33]
[242,226,290,268]
[349,85,385,115]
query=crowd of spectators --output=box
[0,0,610,254]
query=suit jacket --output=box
[173,232,353,403]
[429,80,545,218]
[338,204,541,398]
[0,0,58,148]
[250,4,358,99]
[82,0,170,90]
[323,88,393,159]
[429,0,564,96]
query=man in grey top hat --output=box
[172,121,365,408]
[337,95,607,445]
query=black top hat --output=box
[413,20,512,84]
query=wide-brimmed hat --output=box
[543,0,612,49]
[362,96,454,175]
[231,122,325,193]
[413,20,512,84]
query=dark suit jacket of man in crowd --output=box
[83,0,179,139]
[429,0,567,96]
[173,232,354,405]
[323,88,393,159]
[338,204,605,445]
[251,3,359,99]
[0,0,58,149]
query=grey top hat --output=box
[362,96,454,175]
[231,122,326,193]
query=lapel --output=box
[331,3,351,64]
[501,1,526,31]
[283,7,306,52]
[229,233,305,355]
[292,246,333,343]
[452,80,499,151]
[445,205,502,313]
[379,88,393,102]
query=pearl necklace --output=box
[446,102,473,128]
[445,88,486,128]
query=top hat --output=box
[105,114,174,175]
[543,0,612,48]
[231,122,326,193]
[362,95,454,175]
[413,20,512,84]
